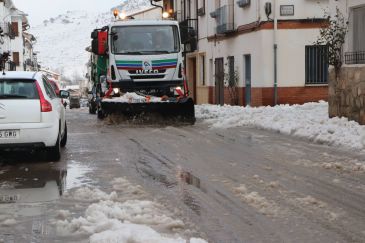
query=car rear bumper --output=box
[0,142,45,150]
[0,122,58,147]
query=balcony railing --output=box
[215,4,235,34]
[345,51,365,65]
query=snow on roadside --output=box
[196,101,365,151]
[56,177,206,243]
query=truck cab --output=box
[92,20,185,97]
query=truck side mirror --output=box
[92,39,99,55]
[91,30,98,39]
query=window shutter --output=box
[11,22,19,37]
[13,52,20,66]
[353,7,365,52]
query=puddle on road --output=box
[66,161,93,190]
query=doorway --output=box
[244,55,251,106]
[215,58,224,105]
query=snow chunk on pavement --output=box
[1,219,16,226]
[71,187,118,202]
[102,92,166,103]
[89,223,186,243]
[59,180,207,242]
[196,101,365,151]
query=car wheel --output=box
[47,130,61,161]
[60,123,67,147]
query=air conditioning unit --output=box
[237,0,250,8]
[210,10,218,18]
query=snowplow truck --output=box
[89,17,195,123]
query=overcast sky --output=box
[13,0,123,25]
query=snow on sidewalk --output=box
[55,178,207,243]
[196,101,365,151]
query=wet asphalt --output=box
[0,108,364,243]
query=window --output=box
[345,6,365,64]
[209,59,213,86]
[42,76,57,99]
[305,45,328,85]
[12,52,19,66]
[200,55,205,86]
[0,79,38,99]
[352,6,365,52]
[198,0,205,16]
[111,25,180,55]
[11,22,19,37]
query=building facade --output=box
[0,0,37,71]
[159,0,335,106]
[329,0,365,124]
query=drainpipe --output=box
[273,0,278,106]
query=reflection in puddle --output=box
[0,164,67,204]
[66,161,93,189]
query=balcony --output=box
[345,51,365,65]
[215,4,235,34]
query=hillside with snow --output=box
[31,0,150,81]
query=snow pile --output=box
[233,184,279,216]
[196,101,365,151]
[103,92,166,103]
[57,177,207,243]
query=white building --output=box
[159,0,336,106]
[340,0,365,66]
[0,0,36,71]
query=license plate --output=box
[0,195,20,203]
[0,130,19,139]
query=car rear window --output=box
[0,79,39,99]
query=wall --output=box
[329,67,365,125]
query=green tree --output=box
[315,7,348,77]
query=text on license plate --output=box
[0,195,20,203]
[0,130,19,139]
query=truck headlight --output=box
[113,88,120,94]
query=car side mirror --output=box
[60,90,70,99]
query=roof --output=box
[110,19,178,27]
[40,69,61,76]
[0,71,38,79]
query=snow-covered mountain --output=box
[31,0,150,81]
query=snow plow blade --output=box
[101,97,195,124]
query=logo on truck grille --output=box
[0,103,5,110]
[116,59,178,70]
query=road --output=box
[0,108,364,242]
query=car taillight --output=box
[35,82,52,112]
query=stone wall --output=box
[329,67,365,125]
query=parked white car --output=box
[0,72,69,161]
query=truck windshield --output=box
[111,25,180,55]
